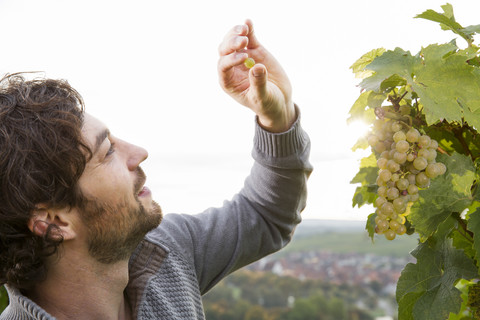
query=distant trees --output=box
[202,270,378,320]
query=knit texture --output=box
[1,112,312,320]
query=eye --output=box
[106,143,115,157]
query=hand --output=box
[218,19,296,133]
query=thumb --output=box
[249,64,268,101]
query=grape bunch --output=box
[367,108,446,240]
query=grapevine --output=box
[348,4,480,320]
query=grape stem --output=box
[436,146,450,155]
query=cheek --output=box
[80,165,134,201]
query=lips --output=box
[138,186,151,197]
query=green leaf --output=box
[397,217,478,320]
[462,24,480,36]
[411,44,480,127]
[351,154,378,208]
[458,99,480,133]
[415,4,471,44]
[360,48,418,92]
[347,91,377,125]
[467,208,480,268]
[380,74,407,92]
[351,136,369,151]
[352,185,376,208]
[366,213,376,240]
[398,292,423,320]
[409,153,476,240]
[350,48,386,78]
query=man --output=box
[0,20,312,319]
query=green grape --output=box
[396,140,409,153]
[430,139,439,149]
[407,184,418,195]
[376,211,388,221]
[244,57,255,68]
[376,176,386,187]
[380,151,390,159]
[409,193,420,202]
[387,187,400,200]
[386,160,400,173]
[384,229,396,240]
[393,151,407,164]
[379,169,392,182]
[395,214,406,224]
[377,186,387,198]
[418,135,431,148]
[425,163,439,178]
[416,172,430,188]
[377,158,388,169]
[396,224,407,235]
[396,178,409,191]
[417,148,429,159]
[406,153,415,162]
[436,162,447,175]
[377,219,389,232]
[406,128,420,143]
[393,197,406,211]
[375,196,387,208]
[388,149,396,160]
[374,142,387,153]
[391,121,403,132]
[391,173,400,182]
[389,220,400,231]
[413,157,428,171]
[380,202,394,216]
[393,131,406,142]
[406,174,416,185]
[427,149,437,162]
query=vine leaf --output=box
[347,90,377,125]
[396,217,479,320]
[351,153,377,208]
[415,4,472,44]
[468,208,480,269]
[412,44,480,128]
[350,48,386,78]
[359,48,417,92]
[409,153,476,241]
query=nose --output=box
[126,142,148,171]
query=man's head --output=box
[0,73,162,290]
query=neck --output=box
[27,249,132,320]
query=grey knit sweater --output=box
[1,115,312,319]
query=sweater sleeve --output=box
[145,107,313,294]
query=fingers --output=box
[217,51,248,73]
[244,19,261,49]
[218,24,249,56]
[248,64,268,101]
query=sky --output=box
[0,0,479,220]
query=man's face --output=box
[76,113,162,263]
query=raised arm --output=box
[143,20,312,294]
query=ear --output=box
[28,204,77,241]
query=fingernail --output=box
[253,67,265,77]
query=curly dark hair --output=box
[0,73,91,289]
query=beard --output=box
[78,167,162,264]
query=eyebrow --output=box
[92,129,110,156]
